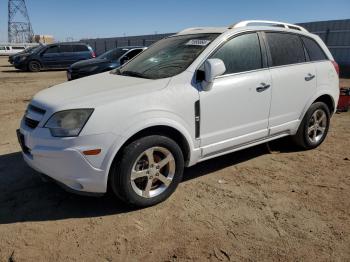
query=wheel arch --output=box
[313,94,335,115]
[105,124,194,191]
[116,125,191,164]
[300,93,336,121]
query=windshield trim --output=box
[114,33,220,80]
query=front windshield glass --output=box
[32,45,45,54]
[99,48,128,60]
[115,33,219,79]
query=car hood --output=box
[71,58,112,69]
[32,72,170,110]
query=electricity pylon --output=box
[8,0,34,43]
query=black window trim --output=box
[261,31,330,69]
[121,48,144,60]
[42,45,60,54]
[300,35,329,63]
[196,30,269,80]
[262,31,307,68]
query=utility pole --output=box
[8,0,34,43]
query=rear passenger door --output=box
[264,32,317,135]
[59,45,74,68]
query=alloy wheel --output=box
[307,109,327,144]
[130,146,176,198]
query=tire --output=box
[292,102,330,149]
[110,135,184,207]
[28,60,41,72]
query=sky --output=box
[0,0,350,42]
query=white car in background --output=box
[18,20,339,207]
[0,44,25,56]
[0,43,39,56]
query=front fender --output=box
[101,113,199,179]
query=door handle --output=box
[256,83,270,93]
[305,73,315,81]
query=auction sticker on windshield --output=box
[185,39,211,46]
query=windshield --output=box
[115,33,219,79]
[32,45,45,54]
[25,46,37,53]
[98,48,129,60]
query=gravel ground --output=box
[0,57,349,261]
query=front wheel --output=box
[292,102,330,149]
[110,135,184,207]
[28,60,42,72]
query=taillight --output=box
[331,61,339,76]
[91,51,96,58]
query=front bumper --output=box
[18,123,117,194]
[14,61,27,70]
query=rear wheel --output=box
[292,102,330,149]
[28,60,41,72]
[111,135,184,207]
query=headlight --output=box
[44,109,94,137]
[19,56,28,62]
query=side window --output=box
[265,32,305,66]
[0,47,5,50]
[125,49,143,59]
[12,46,25,50]
[210,33,262,75]
[301,37,328,61]
[44,46,59,54]
[73,45,89,52]
[59,45,73,53]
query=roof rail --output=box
[229,20,308,32]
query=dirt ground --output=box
[0,56,349,262]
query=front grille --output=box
[25,117,40,129]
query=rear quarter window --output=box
[73,45,89,52]
[265,32,305,67]
[301,36,328,61]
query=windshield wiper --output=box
[120,70,150,79]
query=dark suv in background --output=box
[67,46,146,80]
[13,43,95,72]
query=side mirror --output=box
[201,58,226,91]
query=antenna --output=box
[8,0,34,43]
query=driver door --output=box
[199,32,272,157]
[41,45,61,68]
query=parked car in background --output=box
[18,20,339,207]
[0,44,27,56]
[9,45,44,64]
[13,42,95,72]
[67,46,146,80]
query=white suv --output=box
[18,21,339,207]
